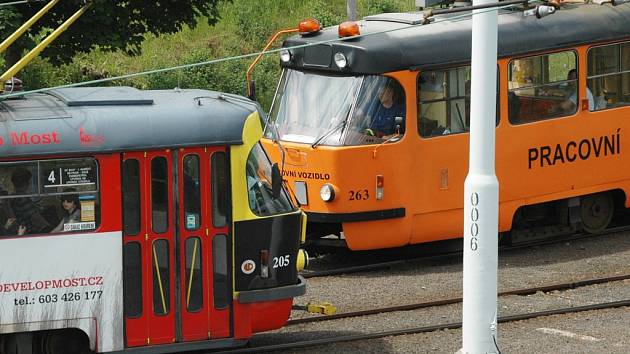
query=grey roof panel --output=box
[282,4,630,74]
[0,88,259,158]
[50,87,154,106]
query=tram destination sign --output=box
[42,164,97,191]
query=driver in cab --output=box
[365,83,406,139]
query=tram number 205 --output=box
[273,255,290,268]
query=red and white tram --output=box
[0,86,307,354]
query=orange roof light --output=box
[338,21,360,38]
[299,18,321,35]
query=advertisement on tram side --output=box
[0,231,123,352]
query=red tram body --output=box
[0,87,306,354]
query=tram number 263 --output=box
[349,189,369,201]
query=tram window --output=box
[211,152,228,228]
[508,51,577,124]
[183,155,201,231]
[212,234,229,309]
[123,242,142,318]
[122,159,141,236]
[587,42,630,111]
[151,157,169,233]
[417,66,499,138]
[347,76,406,145]
[246,143,294,216]
[0,158,100,236]
[185,237,203,312]
[152,239,170,315]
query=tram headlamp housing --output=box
[523,5,555,19]
[334,52,348,69]
[280,49,293,63]
[320,184,336,202]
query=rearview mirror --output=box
[394,116,404,134]
[272,163,282,199]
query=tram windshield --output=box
[246,143,295,216]
[266,69,406,146]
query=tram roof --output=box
[0,87,260,158]
[282,4,630,74]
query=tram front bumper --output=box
[237,275,306,304]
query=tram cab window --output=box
[587,42,630,111]
[246,143,294,216]
[347,77,406,144]
[267,69,405,147]
[508,51,578,124]
[0,158,100,236]
[418,66,498,138]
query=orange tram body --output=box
[262,3,630,251]
[0,87,307,354]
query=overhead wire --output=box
[0,0,543,100]
[0,0,42,7]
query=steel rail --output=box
[215,299,630,353]
[302,224,630,278]
[289,273,630,325]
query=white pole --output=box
[347,0,358,21]
[458,0,499,352]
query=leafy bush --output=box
[362,0,406,15]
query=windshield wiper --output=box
[311,120,347,149]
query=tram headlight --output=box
[524,5,555,18]
[320,184,336,202]
[334,52,348,69]
[280,49,292,63]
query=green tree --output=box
[0,0,226,70]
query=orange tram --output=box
[0,86,307,354]
[261,2,630,251]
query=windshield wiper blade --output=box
[311,120,346,149]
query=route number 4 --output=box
[48,170,56,183]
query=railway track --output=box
[301,224,630,279]
[289,273,630,325]
[212,274,630,353]
[215,300,630,353]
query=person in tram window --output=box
[560,69,594,113]
[6,168,50,234]
[366,81,406,139]
[0,190,26,236]
[51,191,81,233]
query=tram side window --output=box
[152,239,170,315]
[122,159,141,236]
[151,157,169,233]
[0,158,100,236]
[124,242,143,318]
[212,234,229,309]
[183,155,201,231]
[211,152,228,228]
[417,66,498,138]
[587,42,630,111]
[185,237,203,312]
[508,51,578,124]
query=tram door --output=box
[122,148,232,347]
[178,147,231,341]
